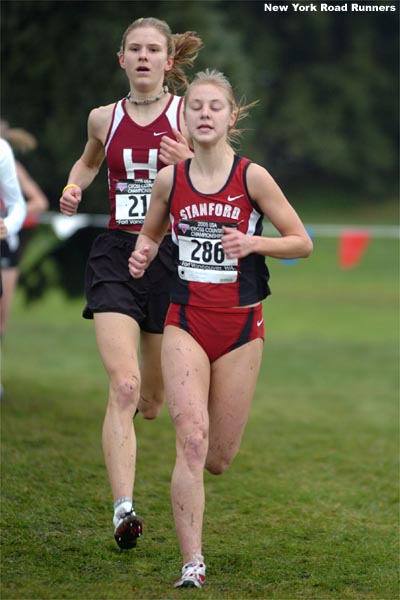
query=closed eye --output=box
[187,100,225,111]
[188,100,202,111]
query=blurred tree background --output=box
[1,0,398,299]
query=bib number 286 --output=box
[190,239,225,264]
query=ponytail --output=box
[167,32,204,93]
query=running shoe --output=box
[173,558,206,588]
[114,509,142,549]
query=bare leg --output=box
[138,331,164,419]
[0,267,19,337]
[206,338,263,474]
[94,312,141,501]
[162,325,210,564]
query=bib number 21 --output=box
[129,194,148,218]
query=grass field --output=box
[1,234,399,600]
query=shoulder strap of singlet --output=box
[241,157,264,214]
[104,99,124,152]
[165,96,183,132]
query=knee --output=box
[138,391,164,420]
[205,449,235,475]
[205,459,229,476]
[178,429,208,472]
[110,375,140,410]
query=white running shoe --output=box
[113,509,142,549]
[173,558,206,589]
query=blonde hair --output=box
[185,69,258,146]
[119,17,203,93]
[0,120,37,153]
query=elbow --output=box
[41,196,50,212]
[302,237,313,258]
[35,195,49,214]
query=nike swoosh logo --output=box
[227,194,244,202]
[153,131,167,136]
[257,319,264,327]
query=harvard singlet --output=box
[168,156,271,307]
[105,95,183,231]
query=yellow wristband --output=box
[62,183,79,194]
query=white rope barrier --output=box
[35,212,400,240]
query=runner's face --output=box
[185,83,237,145]
[119,27,173,92]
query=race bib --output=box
[177,220,238,284]
[115,178,152,225]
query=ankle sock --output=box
[113,497,133,527]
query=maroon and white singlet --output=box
[105,95,184,231]
[168,156,271,308]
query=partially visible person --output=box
[129,69,313,588]
[59,17,203,550]
[0,137,27,271]
[0,121,49,336]
[0,137,27,398]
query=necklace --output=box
[126,85,169,106]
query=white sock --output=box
[113,497,133,527]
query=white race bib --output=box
[115,178,152,225]
[177,220,238,284]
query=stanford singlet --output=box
[168,156,271,307]
[105,95,183,231]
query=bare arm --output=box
[16,162,48,215]
[59,105,110,216]
[128,166,173,278]
[222,163,313,260]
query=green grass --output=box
[290,191,398,225]
[1,236,399,599]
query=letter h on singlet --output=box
[123,148,158,179]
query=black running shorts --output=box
[83,230,174,333]
[0,236,20,269]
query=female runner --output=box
[59,17,202,550]
[129,69,313,586]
